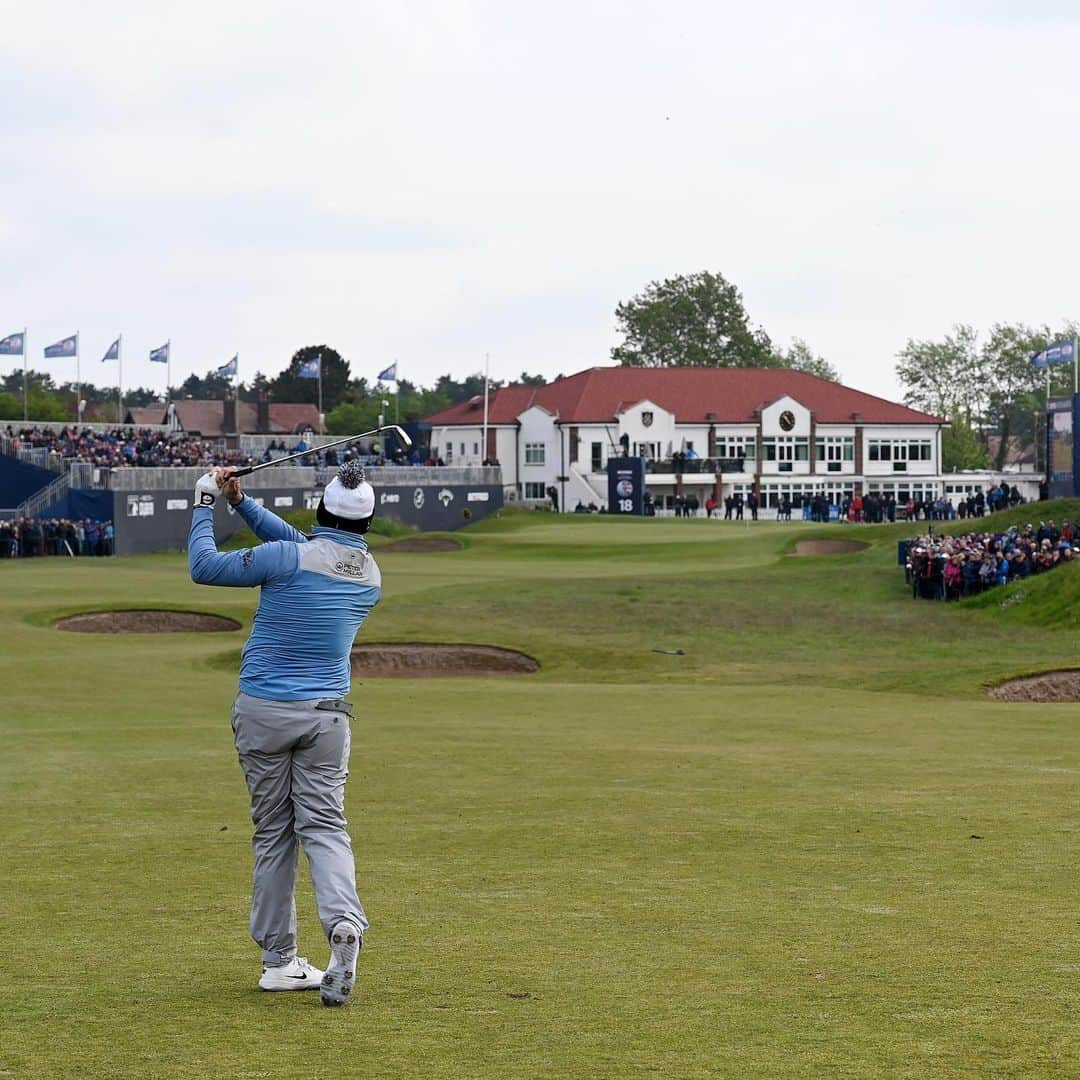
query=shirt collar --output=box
[310,525,369,551]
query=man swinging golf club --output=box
[188,458,378,1006]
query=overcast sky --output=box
[3,0,1079,405]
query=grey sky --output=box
[3,1,1079,404]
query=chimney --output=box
[223,392,237,436]
[257,391,270,434]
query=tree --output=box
[941,411,989,471]
[174,370,238,400]
[894,324,985,421]
[779,338,840,382]
[269,346,350,413]
[895,320,1080,466]
[612,271,775,368]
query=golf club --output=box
[229,424,412,477]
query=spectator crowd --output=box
[905,519,1077,600]
[5,426,435,471]
[0,517,115,558]
[6,426,256,469]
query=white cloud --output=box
[3,0,1080,399]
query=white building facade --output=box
[425,368,1041,513]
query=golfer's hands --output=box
[214,467,243,506]
[194,472,219,508]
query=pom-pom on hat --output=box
[322,460,375,520]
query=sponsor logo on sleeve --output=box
[333,559,367,578]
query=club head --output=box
[390,424,412,447]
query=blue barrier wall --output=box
[0,456,58,507]
[39,490,114,522]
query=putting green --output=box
[2,507,1080,1078]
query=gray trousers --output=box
[231,691,368,967]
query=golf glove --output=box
[194,472,219,508]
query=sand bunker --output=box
[379,537,462,553]
[351,643,538,678]
[794,539,870,557]
[56,610,242,634]
[989,671,1080,703]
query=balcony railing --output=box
[642,457,747,474]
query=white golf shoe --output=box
[320,922,363,1007]
[258,956,324,992]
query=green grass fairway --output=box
[3,508,1080,1078]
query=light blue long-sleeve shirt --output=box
[189,496,381,701]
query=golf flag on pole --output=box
[298,355,321,379]
[377,361,397,381]
[1030,340,1076,369]
[44,334,78,358]
[0,331,24,355]
[218,355,238,377]
[102,338,120,362]
[149,342,170,363]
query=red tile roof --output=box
[125,406,167,426]
[424,367,943,426]
[172,400,323,436]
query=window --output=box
[524,443,545,465]
[868,481,939,503]
[868,439,932,464]
[460,443,465,457]
[760,482,818,509]
[591,442,603,472]
[762,436,809,471]
[473,443,479,456]
[445,442,453,463]
[524,482,546,499]
[815,436,854,471]
[715,435,756,462]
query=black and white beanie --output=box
[322,460,375,519]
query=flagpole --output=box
[482,352,490,463]
[117,334,123,425]
[75,331,80,424]
[1073,337,1077,396]
[317,356,323,430]
[167,339,171,406]
[22,327,28,423]
[395,357,400,424]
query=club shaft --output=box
[230,425,408,477]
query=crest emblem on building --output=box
[641,410,654,428]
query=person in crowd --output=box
[904,521,1080,600]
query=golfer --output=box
[188,459,379,1006]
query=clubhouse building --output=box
[423,367,1037,513]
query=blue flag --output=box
[44,334,78,358]
[102,338,120,362]
[0,331,24,356]
[298,356,321,379]
[218,355,238,377]
[377,362,397,381]
[149,342,170,364]
[1031,340,1075,369]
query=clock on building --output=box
[779,410,796,432]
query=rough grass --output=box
[1,509,1080,1077]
